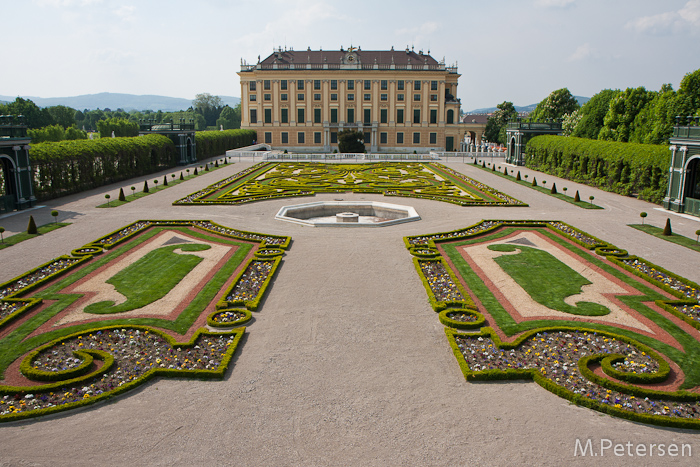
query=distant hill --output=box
[0,92,240,112]
[468,96,589,114]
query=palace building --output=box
[238,46,483,153]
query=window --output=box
[413,132,420,144]
[364,132,371,144]
[364,94,371,101]
[250,109,257,124]
[314,132,321,144]
[430,94,438,102]
[381,80,387,90]
[297,93,305,101]
[430,109,437,124]
[249,81,256,91]
[297,108,305,123]
[281,108,288,124]
[431,80,438,91]
[281,132,288,144]
[397,132,404,144]
[331,132,337,143]
[397,94,404,102]
[330,108,338,123]
[314,108,321,124]
[280,80,287,90]
[364,108,371,125]
[430,132,437,144]
[380,132,387,144]
[380,108,387,124]
[331,93,338,101]
[347,79,354,90]
[397,108,404,124]
[264,132,272,144]
[380,94,388,101]
[281,93,288,101]
[347,108,354,123]
[347,94,354,101]
[413,109,420,124]
[264,108,272,124]
[314,79,321,90]
[297,80,304,90]
[331,80,338,90]
[264,93,271,101]
[264,80,271,90]
[364,80,371,90]
[414,80,421,91]
[397,80,404,90]
[250,94,257,102]
[298,132,305,144]
[447,109,454,124]
[314,93,321,101]
[414,94,421,102]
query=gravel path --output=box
[1,157,699,466]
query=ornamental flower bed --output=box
[408,220,700,429]
[0,220,290,422]
[174,162,527,207]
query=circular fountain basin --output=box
[275,201,420,227]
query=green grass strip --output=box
[0,223,71,250]
[629,224,700,253]
[471,160,603,209]
[97,161,230,208]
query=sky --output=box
[3,0,700,111]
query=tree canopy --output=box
[484,101,518,145]
[337,129,365,153]
[529,88,579,122]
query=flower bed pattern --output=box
[406,220,700,429]
[173,162,526,207]
[0,220,290,422]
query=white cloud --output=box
[395,22,439,37]
[113,5,136,22]
[34,0,103,6]
[534,0,575,8]
[627,0,700,34]
[567,43,594,62]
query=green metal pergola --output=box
[0,115,36,214]
[663,118,700,218]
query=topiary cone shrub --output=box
[491,164,495,171]
[531,177,537,187]
[118,188,126,202]
[663,218,672,236]
[550,183,557,194]
[215,160,219,168]
[27,215,38,235]
[143,180,149,193]
[503,167,508,176]
[180,172,184,181]
[163,175,168,186]
[516,171,521,181]
[194,167,198,176]
[205,164,210,171]
[574,190,580,202]
[482,161,486,168]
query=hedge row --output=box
[30,134,177,200]
[195,129,256,160]
[524,135,669,203]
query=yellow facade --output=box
[238,47,471,153]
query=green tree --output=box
[598,87,654,142]
[193,93,224,128]
[484,101,518,145]
[47,105,77,129]
[572,89,620,139]
[216,104,241,129]
[629,84,677,144]
[337,129,365,153]
[0,97,53,128]
[675,68,700,121]
[529,88,580,122]
[96,117,139,138]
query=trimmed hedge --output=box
[195,129,256,160]
[524,135,669,203]
[30,134,177,200]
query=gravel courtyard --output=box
[1,157,699,466]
